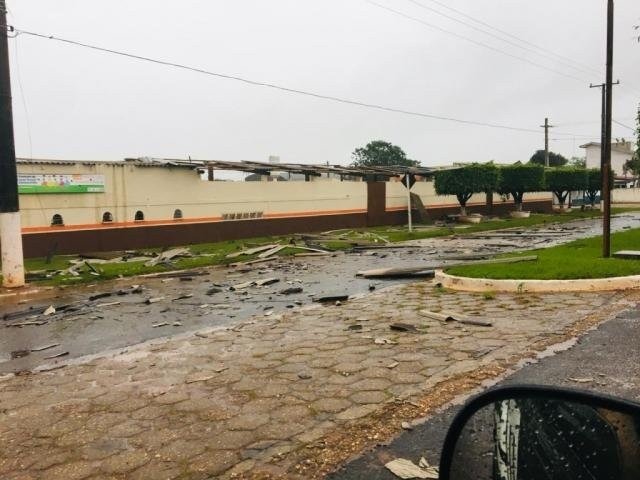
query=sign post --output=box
[402,173,415,233]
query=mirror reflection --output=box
[448,397,640,480]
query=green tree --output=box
[434,163,500,216]
[498,163,545,212]
[584,168,613,207]
[623,106,640,176]
[351,140,418,167]
[569,156,586,168]
[529,150,568,167]
[545,168,588,207]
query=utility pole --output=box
[405,172,413,233]
[602,0,615,258]
[590,80,619,212]
[539,118,554,167]
[0,0,25,287]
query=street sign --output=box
[401,173,416,189]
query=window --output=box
[102,212,114,223]
[51,214,64,226]
[134,210,144,221]
[173,209,183,219]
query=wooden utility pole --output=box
[0,0,25,287]
[602,0,615,258]
[540,118,554,167]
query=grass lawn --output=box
[447,227,640,280]
[3,208,638,286]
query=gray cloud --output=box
[7,0,640,166]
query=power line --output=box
[12,27,574,136]
[613,119,636,132]
[364,0,588,83]
[412,0,603,77]
[402,0,601,78]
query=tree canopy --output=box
[351,140,418,167]
[584,168,613,206]
[545,167,587,206]
[434,163,500,215]
[624,106,640,176]
[498,163,545,211]
[529,150,568,167]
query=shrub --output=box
[498,163,545,211]
[545,168,588,207]
[434,163,499,216]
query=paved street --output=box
[0,279,635,479]
[2,213,639,374]
[331,300,640,480]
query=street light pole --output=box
[0,0,25,287]
[602,0,615,258]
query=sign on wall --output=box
[18,174,106,194]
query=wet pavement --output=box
[1,281,635,479]
[329,303,640,480]
[2,213,640,374]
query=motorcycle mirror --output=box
[439,385,640,480]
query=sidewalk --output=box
[0,282,634,479]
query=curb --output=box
[435,270,640,293]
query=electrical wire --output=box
[12,27,572,136]
[402,0,601,78]
[613,119,636,132]
[411,0,603,77]
[363,0,587,83]
[13,34,33,159]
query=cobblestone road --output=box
[0,282,634,479]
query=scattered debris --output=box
[385,458,437,479]
[44,351,69,360]
[298,372,312,380]
[227,244,278,259]
[418,458,439,479]
[206,287,223,295]
[347,324,363,331]
[254,277,280,287]
[390,323,419,333]
[96,301,121,308]
[11,350,30,359]
[31,344,60,352]
[401,421,414,431]
[145,247,192,267]
[259,245,287,259]
[374,337,397,345]
[568,377,594,384]
[185,373,215,384]
[419,310,493,327]
[172,294,193,301]
[152,322,170,328]
[386,361,399,369]
[279,287,303,295]
[172,322,183,327]
[357,267,435,279]
[145,297,165,305]
[42,305,56,316]
[313,293,349,303]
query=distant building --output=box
[581,140,634,176]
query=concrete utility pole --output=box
[0,0,25,287]
[602,0,615,258]
[539,118,554,167]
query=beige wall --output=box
[18,162,368,228]
[18,162,554,229]
[613,188,640,204]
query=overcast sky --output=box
[6,0,640,168]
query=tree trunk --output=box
[516,202,523,212]
[460,205,467,216]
